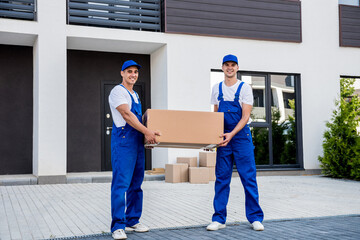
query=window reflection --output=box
[251,127,269,165]
[242,75,266,122]
[271,75,296,164]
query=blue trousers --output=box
[212,132,264,224]
[111,126,145,232]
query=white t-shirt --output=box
[211,80,254,107]
[109,85,139,127]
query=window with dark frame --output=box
[210,70,302,169]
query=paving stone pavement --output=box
[0,175,360,240]
[48,215,360,240]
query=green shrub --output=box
[318,78,360,180]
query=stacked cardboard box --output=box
[177,157,197,167]
[165,154,217,184]
[208,166,216,181]
[189,167,209,184]
[165,163,188,183]
[177,156,209,184]
[199,152,217,181]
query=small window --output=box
[341,77,360,134]
[285,75,295,87]
[355,78,360,134]
[339,0,359,6]
[210,70,224,112]
[354,78,360,97]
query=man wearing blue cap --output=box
[109,60,159,239]
[207,54,264,232]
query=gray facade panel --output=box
[68,0,161,31]
[164,0,302,42]
[167,16,300,34]
[0,0,36,21]
[167,24,300,42]
[166,8,301,27]
[340,5,360,47]
[342,38,360,46]
[342,24,360,33]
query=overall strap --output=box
[234,81,245,101]
[120,84,136,103]
[134,91,141,103]
[217,82,224,101]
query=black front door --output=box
[102,82,151,171]
[0,44,33,174]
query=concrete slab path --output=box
[0,176,359,240]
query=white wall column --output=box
[33,0,67,183]
[150,45,170,167]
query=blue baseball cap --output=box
[121,60,142,71]
[222,54,238,65]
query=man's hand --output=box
[218,132,234,147]
[144,129,161,144]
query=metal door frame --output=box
[239,71,303,169]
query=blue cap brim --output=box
[121,60,142,71]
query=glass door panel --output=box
[270,75,296,164]
[242,75,266,123]
[251,127,269,165]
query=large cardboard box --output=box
[177,157,197,167]
[165,163,188,183]
[199,152,216,167]
[189,167,209,184]
[143,109,223,149]
[208,167,216,181]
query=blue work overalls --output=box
[212,81,264,224]
[110,84,145,232]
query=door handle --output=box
[106,126,112,135]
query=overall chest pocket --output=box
[222,105,241,127]
[221,104,238,113]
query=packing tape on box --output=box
[202,144,217,150]
[144,143,160,147]
[144,143,217,149]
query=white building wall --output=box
[150,45,169,168]
[0,0,359,175]
[33,0,67,176]
[162,0,360,169]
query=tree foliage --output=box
[318,78,360,180]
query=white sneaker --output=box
[206,221,226,231]
[125,223,149,232]
[252,221,264,231]
[112,229,127,239]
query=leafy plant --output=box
[318,78,360,180]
